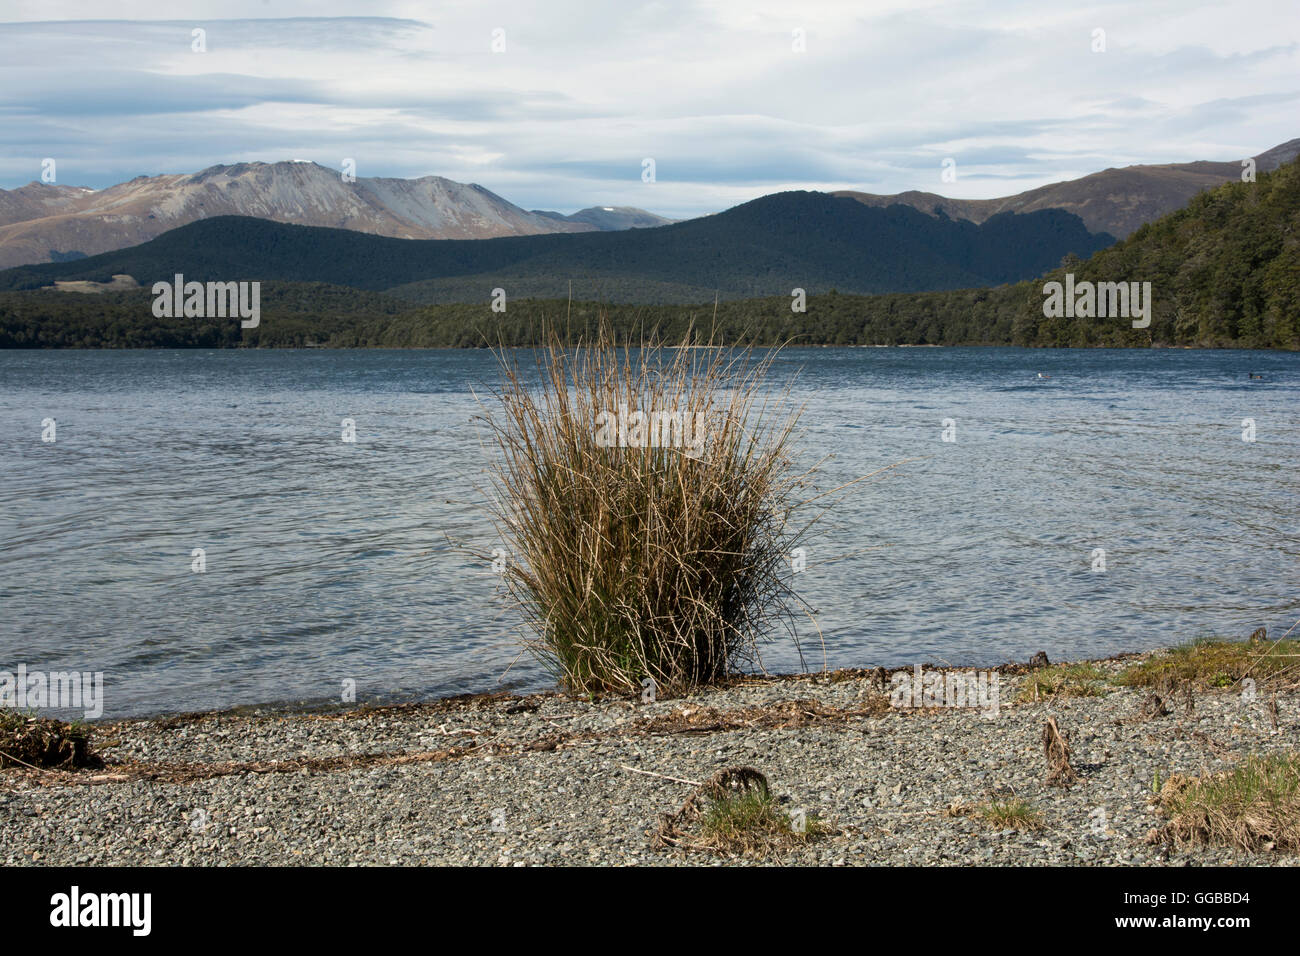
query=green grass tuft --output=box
[975,797,1044,831]
[1118,635,1300,691]
[1018,662,1111,702]
[699,790,826,854]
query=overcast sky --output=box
[1,1,1296,218]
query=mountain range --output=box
[0,139,1292,273]
[0,161,673,270]
[531,206,678,231]
[835,138,1300,239]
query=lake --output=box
[2,346,1296,718]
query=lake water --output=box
[2,347,1297,718]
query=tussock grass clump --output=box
[483,321,817,697]
[1017,662,1111,702]
[1156,753,1300,853]
[974,797,1043,831]
[0,710,100,770]
[1118,632,1300,691]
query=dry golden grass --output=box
[1156,752,1300,853]
[481,319,824,696]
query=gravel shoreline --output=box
[3,653,1297,866]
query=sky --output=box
[0,0,1297,219]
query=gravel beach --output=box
[3,655,1297,867]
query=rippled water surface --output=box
[2,347,1296,718]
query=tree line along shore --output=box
[0,281,1294,349]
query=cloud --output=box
[0,2,1296,217]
